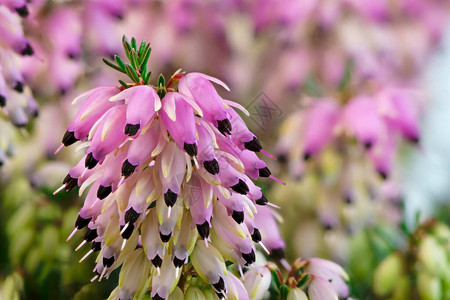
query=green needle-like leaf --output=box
[279,285,289,300]
[102,58,126,73]
[297,274,309,288]
[139,44,152,67]
[109,37,154,84]
[143,71,152,85]
[122,35,128,49]
[118,80,130,89]
[130,37,137,50]
[138,40,146,56]
[123,41,133,63]
[271,269,282,288]
[140,63,148,78]
[126,64,140,83]
[158,74,165,87]
[130,49,138,69]
[115,55,126,70]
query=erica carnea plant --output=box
[54,36,286,299]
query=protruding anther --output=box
[66,228,78,242]
[75,240,86,251]
[54,144,64,155]
[258,241,270,255]
[53,184,67,195]
[79,249,94,263]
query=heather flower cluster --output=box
[273,0,446,177]
[2,0,449,299]
[250,0,449,100]
[56,37,286,299]
[277,87,420,180]
[273,0,444,177]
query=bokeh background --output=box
[1,0,450,299]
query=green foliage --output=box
[0,178,116,299]
[102,36,153,86]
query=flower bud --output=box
[308,277,338,300]
[184,287,206,300]
[151,258,181,300]
[172,211,198,269]
[432,223,450,252]
[417,272,442,300]
[118,249,151,300]
[418,236,449,278]
[203,288,220,300]
[190,241,228,292]
[373,252,403,296]
[168,287,184,300]
[224,273,249,300]
[287,288,308,300]
[391,275,410,300]
[243,267,271,300]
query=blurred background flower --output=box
[1,0,450,299]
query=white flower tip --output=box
[108,95,121,102]
[168,112,176,122]
[154,97,162,110]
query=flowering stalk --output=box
[55,36,285,299]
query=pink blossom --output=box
[306,257,349,298]
[303,99,340,159]
[342,95,383,149]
